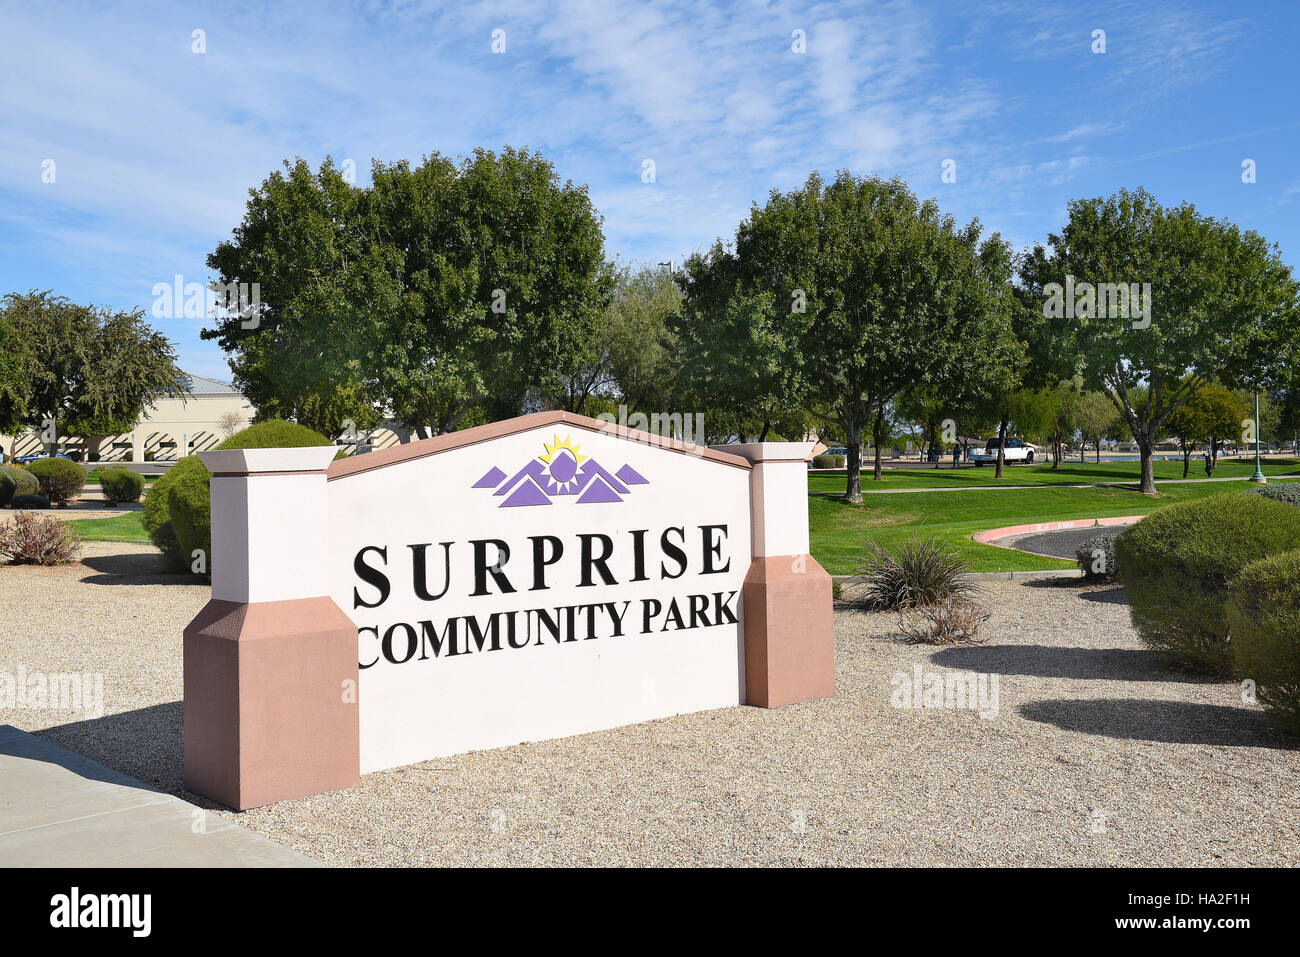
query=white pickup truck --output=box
[970,437,1037,466]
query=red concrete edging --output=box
[972,515,1147,558]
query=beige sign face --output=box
[327,423,753,773]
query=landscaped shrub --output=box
[10,493,51,509]
[217,419,339,451]
[0,464,39,506]
[1075,534,1119,581]
[1227,549,1300,734]
[168,460,213,573]
[144,419,334,573]
[897,596,991,644]
[98,467,145,504]
[812,453,846,469]
[25,458,88,505]
[1116,493,1300,674]
[1244,483,1300,507]
[0,510,81,565]
[850,535,975,610]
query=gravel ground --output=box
[2,541,1297,867]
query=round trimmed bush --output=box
[1226,549,1300,734]
[25,458,88,505]
[0,465,39,506]
[168,459,213,574]
[10,493,51,509]
[218,419,338,451]
[98,467,145,505]
[143,419,334,574]
[812,453,846,469]
[1075,534,1119,582]
[1244,482,1300,507]
[1116,493,1300,674]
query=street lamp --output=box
[1250,389,1267,483]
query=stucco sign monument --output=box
[184,411,834,809]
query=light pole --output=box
[1250,389,1267,483]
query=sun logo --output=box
[538,435,588,492]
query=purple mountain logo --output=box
[472,434,649,507]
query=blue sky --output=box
[2,0,1298,380]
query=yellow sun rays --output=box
[538,434,587,466]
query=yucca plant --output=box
[849,535,975,610]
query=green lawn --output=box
[67,511,148,543]
[810,479,1300,575]
[86,469,154,486]
[63,473,1300,575]
[809,457,1300,493]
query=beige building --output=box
[1,373,256,464]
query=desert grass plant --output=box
[850,534,975,610]
[0,511,82,565]
[897,596,991,644]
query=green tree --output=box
[203,149,612,438]
[604,264,682,416]
[1020,187,1300,493]
[0,291,186,454]
[710,172,1016,501]
[1073,387,1120,462]
[0,311,32,443]
[671,240,809,442]
[1165,384,1249,477]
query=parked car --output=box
[11,452,72,465]
[970,437,1036,466]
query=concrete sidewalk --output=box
[0,725,321,867]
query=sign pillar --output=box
[716,442,835,707]
[183,446,358,810]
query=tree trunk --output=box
[1181,441,1190,479]
[995,413,1008,479]
[843,420,863,504]
[1137,431,1156,494]
[872,409,886,483]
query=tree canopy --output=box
[202,149,612,438]
[1019,187,1300,492]
[0,290,186,446]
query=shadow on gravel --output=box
[37,701,189,796]
[78,551,200,586]
[1077,587,1127,605]
[1018,699,1299,749]
[1019,578,1128,604]
[929,644,1195,682]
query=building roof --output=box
[183,372,241,396]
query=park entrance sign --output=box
[184,411,834,809]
